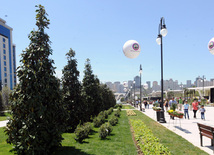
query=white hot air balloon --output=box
[123,40,141,59]
[208,37,214,55]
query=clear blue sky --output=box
[1,0,214,85]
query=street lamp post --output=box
[130,85,132,105]
[202,75,205,97]
[133,80,136,107]
[139,65,142,111]
[156,17,167,123]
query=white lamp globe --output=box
[123,40,141,59]
[208,37,214,55]
[143,84,148,90]
[156,36,161,45]
[160,28,168,37]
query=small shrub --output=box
[84,122,92,136]
[99,123,113,139]
[93,114,105,127]
[114,104,122,109]
[108,107,113,115]
[104,110,108,119]
[114,110,120,118]
[74,125,87,143]
[74,122,92,142]
[117,107,121,112]
[106,123,113,135]
[109,116,118,126]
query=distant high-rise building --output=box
[152,81,160,91]
[113,81,120,93]
[128,80,133,88]
[105,82,113,90]
[210,79,214,86]
[134,76,140,88]
[187,80,191,88]
[0,18,16,90]
[146,81,151,89]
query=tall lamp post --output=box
[156,17,167,123]
[133,80,136,107]
[139,65,142,111]
[130,85,132,105]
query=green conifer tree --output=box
[5,5,67,154]
[82,59,100,120]
[62,48,83,130]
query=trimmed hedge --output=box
[74,122,92,143]
[108,116,118,126]
[130,119,171,155]
[99,123,113,139]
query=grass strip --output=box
[0,112,11,121]
[122,104,135,109]
[0,127,13,155]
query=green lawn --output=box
[0,112,11,121]
[0,128,13,155]
[122,104,135,109]
[54,111,138,155]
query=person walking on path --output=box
[164,99,169,111]
[169,97,177,110]
[199,105,206,120]
[192,99,199,118]
[178,97,183,111]
[183,100,189,119]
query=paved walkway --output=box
[0,120,9,128]
[132,104,214,155]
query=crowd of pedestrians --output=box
[162,97,207,120]
[129,97,207,120]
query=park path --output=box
[0,120,9,128]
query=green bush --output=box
[109,116,118,126]
[114,104,122,109]
[130,119,171,154]
[74,125,86,143]
[74,122,92,143]
[117,107,121,112]
[104,110,108,119]
[99,123,113,139]
[93,116,105,127]
[107,107,113,115]
[114,110,121,118]
[84,122,92,136]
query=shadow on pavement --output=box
[174,126,192,134]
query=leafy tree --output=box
[62,48,83,130]
[99,84,116,111]
[0,92,4,115]
[2,86,10,110]
[167,91,174,99]
[82,59,101,120]
[82,59,116,121]
[5,5,67,155]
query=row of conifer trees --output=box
[5,5,116,155]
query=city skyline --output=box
[106,75,214,93]
[1,1,214,84]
